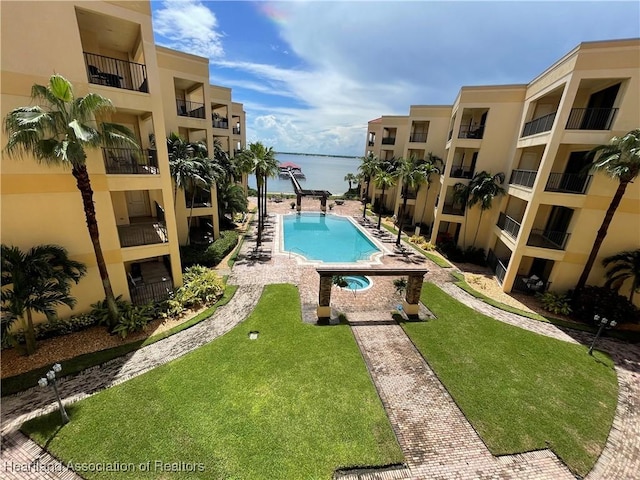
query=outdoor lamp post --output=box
[38,363,69,424]
[588,315,617,356]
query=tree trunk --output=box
[72,165,119,328]
[256,177,263,247]
[396,185,408,246]
[187,190,196,246]
[263,175,268,229]
[24,310,36,355]
[363,178,370,219]
[377,186,386,230]
[473,210,484,246]
[575,180,629,293]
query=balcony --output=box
[527,229,570,250]
[458,124,485,139]
[84,52,148,92]
[545,173,592,194]
[447,129,453,141]
[450,165,474,179]
[381,137,396,145]
[213,117,229,129]
[509,169,537,188]
[497,212,521,240]
[177,99,205,119]
[566,107,618,130]
[103,148,159,174]
[409,132,427,143]
[441,203,465,216]
[232,126,241,135]
[487,249,508,285]
[521,112,556,137]
[118,222,168,248]
[128,260,173,306]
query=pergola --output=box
[315,267,429,323]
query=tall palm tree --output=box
[602,249,640,303]
[167,132,194,204]
[452,182,471,248]
[3,74,138,327]
[358,153,379,219]
[1,244,86,354]
[395,155,427,246]
[467,171,506,245]
[414,153,443,232]
[344,172,357,192]
[237,142,277,246]
[576,129,640,292]
[374,159,400,230]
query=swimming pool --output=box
[283,213,380,263]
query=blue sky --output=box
[151,1,640,156]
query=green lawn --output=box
[22,284,402,479]
[403,282,617,477]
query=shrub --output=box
[165,266,225,318]
[90,296,131,327]
[571,286,640,325]
[463,246,486,266]
[180,230,239,268]
[393,278,407,295]
[112,303,156,339]
[536,291,572,315]
[2,313,100,348]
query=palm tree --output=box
[603,249,640,303]
[414,153,443,232]
[3,74,138,327]
[576,129,640,292]
[452,182,471,248]
[237,142,277,246]
[358,153,379,219]
[467,171,506,245]
[217,182,248,221]
[344,172,357,192]
[395,155,427,246]
[1,244,86,355]
[167,132,194,204]
[374,159,400,230]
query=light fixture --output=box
[248,331,259,340]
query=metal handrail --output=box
[102,147,159,174]
[409,132,427,142]
[509,169,537,188]
[497,212,521,239]
[381,137,396,145]
[458,124,485,139]
[545,173,592,194]
[527,229,570,250]
[84,52,148,92]
[521,112,556,137]
[566,107,618,130]
[176,99,205,118]
[118,223,168,248]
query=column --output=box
[296,193,302,212]
[402,273,425,316]
[317,274,333,323]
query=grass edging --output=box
[378,221,452,268]
[1,285,239,397]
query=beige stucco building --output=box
[365,39,640,302]
[1,1,246,322]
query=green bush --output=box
[536,291,572,315]
[571,286,640,325]
[165,266,225,318]
[90,296,130,327]
[180,230,239,268]
[111,303,156,339]
[2,313,100,348]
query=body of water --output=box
[247,153,361,195]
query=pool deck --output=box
[2,199,639,480]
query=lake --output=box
[247,153,361,195]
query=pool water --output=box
[341,276,372,291]
[283,213,380,262]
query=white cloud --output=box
[154,0,224,58]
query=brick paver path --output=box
[2,200,639,479]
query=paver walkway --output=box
[2,202,639,479]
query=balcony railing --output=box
[458,124,485,139]
[232,127,241,135]
[409,132,427,143]
[367,140,375,146]
[118,222,168,248]
[213,117,229,129]
[84,52,148,92]
[521,112,556,137]
[509,169,537,188]
[130,278,173,306]
[545,173,592,194]
[177,99,205,119]
[441,203,465,215]
[487,249,508,285]
[102,148,159,174]
[381,137,396,145]
[450,165,474,179]
[497,212,521,239]
[527,229,570,250]
[566,107,618,130]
